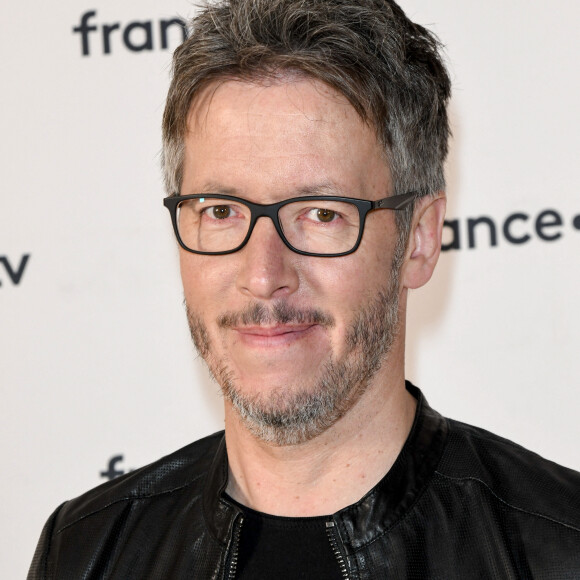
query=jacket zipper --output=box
[326,520,350,579]
[226,515,244,580]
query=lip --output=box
[233,324,319,347]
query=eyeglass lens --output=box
[176,197,361,255]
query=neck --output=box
[224,340,415,517]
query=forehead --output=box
[190,74,354,120]
[183,77,391,198]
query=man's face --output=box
[180,77,404,445]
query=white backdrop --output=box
[2,1,579,577]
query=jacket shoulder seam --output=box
[37,501,67,577]
[55,475,204,535]
[434,470,580,533]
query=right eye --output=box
[198,202,245,221]
[207,205,232,219]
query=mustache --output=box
[217,301,335,329]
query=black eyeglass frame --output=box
[163,191,417,257]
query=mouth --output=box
[232,324,319,347]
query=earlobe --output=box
[401,194,446,290]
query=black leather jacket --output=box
[28,384,580,579]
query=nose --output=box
[235,216,300,300]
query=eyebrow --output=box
[196,182,239,195]
[191,181,349,198]
[294,183,348,197]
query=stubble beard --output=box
[186,259,402,447]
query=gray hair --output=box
[162,0,451,245]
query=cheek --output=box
[318,235,393,294]
[303,256,371,327]
[179,252,234,312]
[307,237,397,325]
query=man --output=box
[29,0,580,578]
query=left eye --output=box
[307,208,339,223]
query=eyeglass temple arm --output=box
[373,191,418,210]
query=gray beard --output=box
[186,261,401,446]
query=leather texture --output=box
[28,383,580,579]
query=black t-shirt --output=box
[225,495,344,579]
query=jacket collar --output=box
[203,434,242,546]
[202,382,448,549]
[333,382,448,554]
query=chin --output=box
[220,359,370,446]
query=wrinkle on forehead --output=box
[186,75,357,136]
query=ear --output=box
[400,194,446,290]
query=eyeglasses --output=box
[163,192,416,257]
